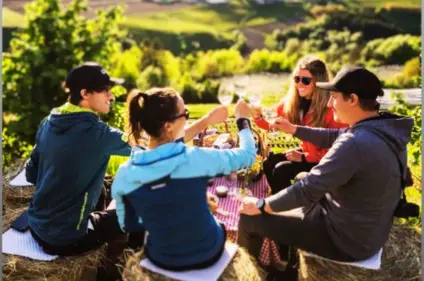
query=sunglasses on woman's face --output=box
[294,76,313,86]
[171,108,190,121]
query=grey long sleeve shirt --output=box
[267,113,413,260]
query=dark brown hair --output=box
[126,87,180,145]
[341,93,381,111]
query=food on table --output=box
[202,134,219,147]
[216,185,229,198]
[235,188,253,201]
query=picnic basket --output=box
[194,119,268,187]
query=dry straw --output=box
[122,243,266,281]
[298,223,421,281]
[2,161,105,281]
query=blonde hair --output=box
[283,55,332,128]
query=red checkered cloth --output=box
[208,175,282,266]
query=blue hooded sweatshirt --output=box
[26,103,131,245]
[112,127,256,269]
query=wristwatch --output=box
[256,199,266,214]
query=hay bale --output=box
[2,209,105,281]
[3,160,35,212]
[299,224,421,281]
[122,243,266,281]
[2,162,105,281]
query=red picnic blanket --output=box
[208,175,282,266]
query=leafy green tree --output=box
[3,0,124,143]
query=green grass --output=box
[121,2,305,53]
[186,92,284,119]
[123,3,305,33]
[3,8,25,28]
[357,0,421,7]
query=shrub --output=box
[137,44,182,90]
[273,8,400,49]
[310,4,346,19]
[376,4,421,35]
[110,46,142,89]
[246,49,295,73]
[2,0,124,144]
[390,93,421,166]
[383,57,421,88]
[137,66,168,90]
[193,49,244,80]
[361,35,421,66]
[178,74,201,104]
[2,128,33,171]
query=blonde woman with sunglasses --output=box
[252,55,348,195]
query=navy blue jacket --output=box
[26,103,131,245]
[112,128,256,268]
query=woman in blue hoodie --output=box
[112,87,256,270]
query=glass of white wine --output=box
[217,84,234,133]
[248,92,262,107]
[263,107,278,139]
[218,84,234,106]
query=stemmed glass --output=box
[234,76,249,99]
[263,107,279,140]
[248,92,262,107]
[218,84,234,132]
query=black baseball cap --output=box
[316,66,384,100]
[65,62,124,94]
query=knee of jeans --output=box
[294,172,308,182]
[262,157,273,173]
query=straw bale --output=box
[299,223,421,281]
[122,242,265,281]
[2,162,105,281]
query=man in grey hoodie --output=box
[238,67,414,264]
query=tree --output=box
[3,0,124,143]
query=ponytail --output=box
[126,89,148,146]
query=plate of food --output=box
[234,188,253,201]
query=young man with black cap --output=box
[25,62,229,256]
[237,67,414,266]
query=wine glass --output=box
[263,107,279,139]
[218,84,234,106]
[248,92,262,107]
[234,76,249,99]
[217,84,234,135]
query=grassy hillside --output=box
[3,7,25,28]
[123,3,306,33]
[357,0,421,7]
[121,2,306,54]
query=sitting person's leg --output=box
[263,150,317,195]
[30,209,131,256]
[237,205,355,262]
[262,152,287,188]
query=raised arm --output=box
[294,126,347,148]
[96,123,132,156]
[181,123,256,178]
[183,106,228,143]
[178,100,256,178]
[273,116,348,148]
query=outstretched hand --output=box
[285,149,304,162]
[239,196,261,216]
[271,117,297,135]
